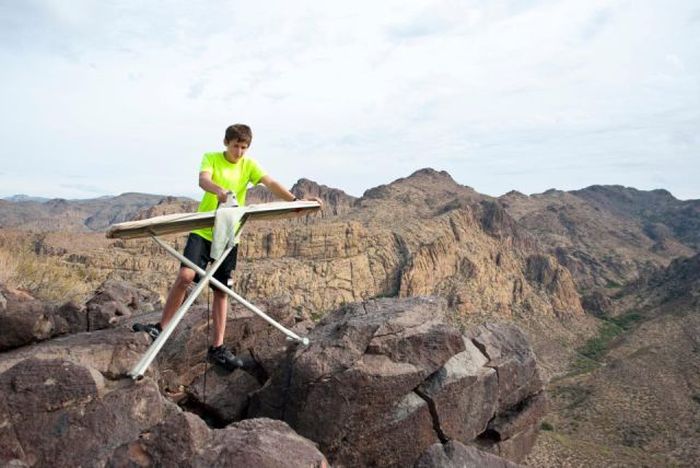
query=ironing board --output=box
[106,200,321,379]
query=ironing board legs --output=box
[129,242,235,379]
[128,236,310,380]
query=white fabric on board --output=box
[211,206,246,259]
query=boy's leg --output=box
[207,245,244,370]
[209,244,238,344]
[211,289,228,347]
[133,234,207,339]
[161,266,196,328]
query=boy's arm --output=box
[259,175,323,205]
[199,171,229,203]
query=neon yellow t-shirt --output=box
[191,152,267,241]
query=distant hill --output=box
[500,185,698,292]
[2,194,51,202]
[0,192,194,232]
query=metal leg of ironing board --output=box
[151,235,310,346]
[128,240,235,380]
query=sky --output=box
[0,0,698,200]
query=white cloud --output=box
[0,0,698,200]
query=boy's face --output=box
[224,139,249,161]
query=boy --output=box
[135,124,321,370]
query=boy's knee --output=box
[176,268,195,286]
[213,289,227,299]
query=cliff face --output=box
[500,187,696,292]
[0,172,602,374]
[238,171,584,319]
[4,174,697,376]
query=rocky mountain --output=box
[2,194,51,202]
[56,170,594,375]
[574,185,700,249]
[1,169,698,466]
[248,178,357,217]
[500,186,696,293]
[0,192,193,232]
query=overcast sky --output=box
[1,0,698,200]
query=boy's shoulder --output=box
[203,151,224,159]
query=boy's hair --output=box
[224,124,253,145]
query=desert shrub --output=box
[0,234,91,302]
[566,355,601,377]
[0,248,19,285]
[553,384,593,410]
[609,312,643,330]
[579,321,623,360]
[578,311,645,362]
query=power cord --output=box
[202,286,210,405]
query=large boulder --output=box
[0,358,176,467]
[415,440,522,468]
[108,413,329,468]
[0,279,161,352]
[416,337,498,442]
[86,279,162,330]
[0,326,152,378]
[468,324,547,463]
[469,323,544,412]
[0,285,86,351]
[251,296,464,466]
[250,297,545,466]
[143,293,307,391]
[187,367,262,424]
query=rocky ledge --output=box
[0,283,545,467]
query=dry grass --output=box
[0,233,93,303]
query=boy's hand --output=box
[216,188,230,204]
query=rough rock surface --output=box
[415,440,522,468]
[0,285,88,351]
[0,358,175,467]
[415,337,498,442]
[0,280,161,352]
[86,278,162,330]
[0,285,543,468]
[250,296,545,466]
[147,294,308,391]
[187,367,262,424]
[469,323,543,412]
[0,326,152,378]
[108,413,328,468]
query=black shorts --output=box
[181,233,238,289]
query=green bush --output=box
[577,311,644,363]
[610,312,643,330]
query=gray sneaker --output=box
[132,322,161,341]
[207,345,245,371]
